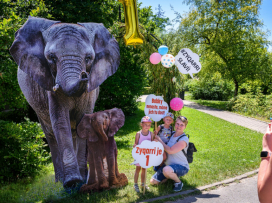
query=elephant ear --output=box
[9,16,60,91]
[106,108,125,137]
[78,22,120,92]
[77,114,99,142]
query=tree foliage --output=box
[0,0,50,121]
[178,0,271,96]
[43,0,119,27]
[0,119,50,183]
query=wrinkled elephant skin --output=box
[9,16,120,188]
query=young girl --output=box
[133,116,154,192]
[153,112,174,171]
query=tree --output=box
[0,0,50,121]
[134,3,186,117]
[178,0,271,96]
[154,4,171,31]
[43,0,119,27]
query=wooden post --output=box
[143,168,147,194]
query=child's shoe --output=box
[153,165,160,171]
[134,183,140,193]
[173,181,183,192]
[141,183,150,191]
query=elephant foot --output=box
[110,173,128,188]
[80,183,98,193]
[63,175,83,189]
[98,178,109,190]
[87,178,96,186]
[80,180,109,193]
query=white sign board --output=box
[175,48,201,78]
[132,140,164,168]
[144,94,169,122]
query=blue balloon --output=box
[158,45,168,55]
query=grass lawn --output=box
[0,102,263,203]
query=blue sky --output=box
[139,0,272,51]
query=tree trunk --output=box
[234,79,239,97]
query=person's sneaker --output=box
[153,165,160,171]
[173,182,183,192]
[141,183,150,191]
[134,183,140,193]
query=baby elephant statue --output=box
[77,108,128,192]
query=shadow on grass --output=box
[132,177,200,202]
[40,184,131,203]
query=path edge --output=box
[140,169,259,203]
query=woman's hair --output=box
[176,116,188,126]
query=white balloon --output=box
[161,54,175,68]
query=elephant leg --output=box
[114,147,120,178]
[38,117,64,182]
[106,139,128,187]
[72,130,88,182]
[87,148,97,185]
[106,138,119,186]
[91,143,108,189]
[48,92,82,188]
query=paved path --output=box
[166,175,259,203]
[137,95,266,203]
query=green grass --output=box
[0,102,263,203]
[185,92,230,111]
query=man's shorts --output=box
[152,164,189,182]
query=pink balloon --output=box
[149,53,161,64]
[170,98,184,111]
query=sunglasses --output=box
[177,116,187,120]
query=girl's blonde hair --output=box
[176,116,188,126]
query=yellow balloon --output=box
[119,0,144,46]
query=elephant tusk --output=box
[53,84,59,91]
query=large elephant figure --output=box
[77,108,128,191]
[9,16,120,188]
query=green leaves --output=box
[0,119,50,183]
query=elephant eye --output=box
[49,53,57,63]
[85,56,93,63]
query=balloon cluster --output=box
[149,45,175,68]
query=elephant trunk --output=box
[58,64,88,97]
[96,123,108,142]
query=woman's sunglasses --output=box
[177,116,187,120]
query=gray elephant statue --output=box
[9,16,120,188]
[77,108,128,192]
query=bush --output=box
[232,87,272,119]
[188,77,234,101]
[142,87,153,95]
[0,119,50,183]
